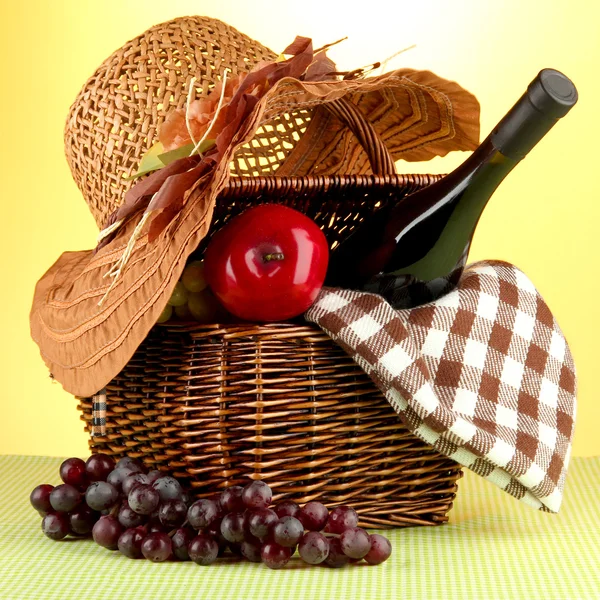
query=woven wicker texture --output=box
[76,172,463,528]
[64,15,314,228]
[202,172,440,252]
[78,323,462,529]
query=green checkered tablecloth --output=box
[1,455,598,600]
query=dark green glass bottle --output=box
[325,69,578,306]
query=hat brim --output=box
[30,69,480,397]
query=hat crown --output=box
[64,16,280,229]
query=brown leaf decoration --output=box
[119,156,200,220]
[216,93,262,156]
[97,155,202,250]
[117,36,321,244]
[305,51,338,81]
[147,198,184,242]
[282,36,312,55]
[146,160,213,242]
[266,37,314,86]
[158,75,245,152]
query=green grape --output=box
[167,282,189,307]
[181,261,207,293]
[174,303,192,320]
[188,290,219,323]
[156,304,173,323]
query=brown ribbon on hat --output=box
[305,260,577,512]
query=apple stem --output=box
[263,252,285,262]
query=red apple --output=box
[203,204,329,322]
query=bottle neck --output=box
[492,69,577,159]
[491,96,557,160]
[387,138,519,281]
[387,135,516,246]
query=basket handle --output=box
[323,96,397,176]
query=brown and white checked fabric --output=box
[91,389,107,437]
[305,260,577,512]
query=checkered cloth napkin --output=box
[305,260,577,512]
[91,389,107,437]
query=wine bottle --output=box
[325,69,578,307]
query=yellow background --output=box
[0,0,597,457]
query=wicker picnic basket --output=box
[70,17,464,528]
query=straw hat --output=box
[30,16,480,397]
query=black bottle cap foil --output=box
[491,68,578,160]
[528,69,578,118]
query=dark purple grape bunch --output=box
[182,480,392,569]
[30,454,117,541]
[30,454,178,562]
[30,456,392,568]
